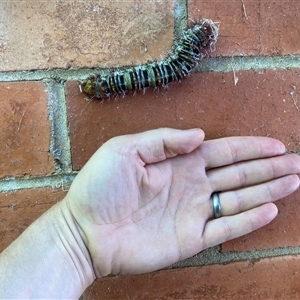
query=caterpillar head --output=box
[80,76,110,99]
[81,79,94,96]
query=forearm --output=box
[0,200,95,299]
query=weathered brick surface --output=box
[0,82,54,179]
[0,0,174,71]
[1,1,300,298]
[0,188,67,252]
[66,68,300,170]
[84,255,300,299]
[189,0,300,56]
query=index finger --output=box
[127,127,204,164]
[199,136,286,169]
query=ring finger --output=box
[217,174,299,217]
[202,174,299,249]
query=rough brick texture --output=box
[0,0,174,71]
[189,0,300,56]
[0,82,54,179]
[1,0,300,299]
[67,69,300,170]
[0,188,67,252]
[85,256,300,299]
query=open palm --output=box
[65,128,300,277]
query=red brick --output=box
[0,188,67,252]
[223,189,300,252]
[0,82,54,178]
[66,69,300,170]
[84,255,300,299]
[189,0,300,56]
[0,1,174,71]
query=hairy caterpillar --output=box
[80,19,218,99]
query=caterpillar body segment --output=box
[81,19,218,99]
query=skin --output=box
[1,128,300,299]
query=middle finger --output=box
[208,154,300,192]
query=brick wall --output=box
[1,1,300,299]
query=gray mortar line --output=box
[0,56,300,83]
[0,68,96,82]
[196,55,300,73]
[169,245,300,269]
[45,79,73,174]
[174,0,188,38]
[0,174,76,193]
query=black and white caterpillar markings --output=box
[80,19,218,99]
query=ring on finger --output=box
[211,192,222,219]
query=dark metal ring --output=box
[212,192,222,219]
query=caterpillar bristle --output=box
[80,19,218,100]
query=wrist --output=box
[0,199,95,299]
[52,199,96,287]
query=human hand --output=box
[64,128,300,277]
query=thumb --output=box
[132,127,205,164]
